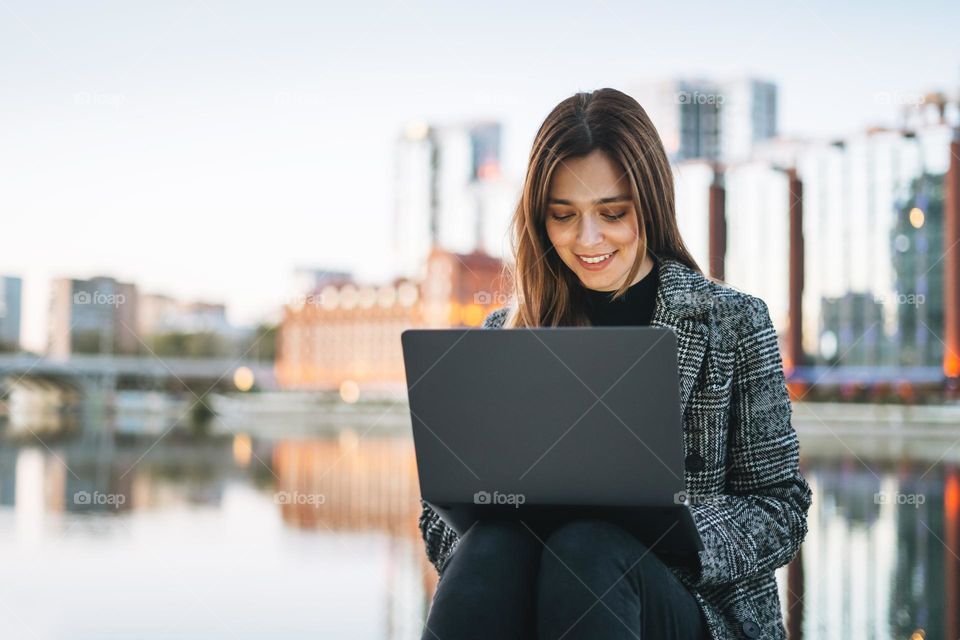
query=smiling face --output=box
[545,149,653,292]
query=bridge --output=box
[0,353,277,390]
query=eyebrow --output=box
[547,195,632,205]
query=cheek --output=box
[612,227,639,249]
[545,223,573,250]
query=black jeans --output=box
[423,519,709,640]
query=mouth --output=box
[575,250,617,268]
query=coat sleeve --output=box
[416,307,507,575]
[418,498,460,574]
[679,295,813,588]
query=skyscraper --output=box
[48,276,139,358]
[631,77,778,163]
[393,120,507,280]
[795,124,954,367]
[721,78,778,162]
[0,276,22,351]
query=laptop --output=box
[400,325,704,566]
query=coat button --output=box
[741,620,760,638]
[685,453,705,473]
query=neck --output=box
[585,253,656,293]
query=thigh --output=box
[630,539,708,640]
[537,519,707,640]
[425,519,542,640]
[437,518,542,578]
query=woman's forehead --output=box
[549,151,629,203]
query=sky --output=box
[2,0,959,351]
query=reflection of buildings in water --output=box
[804,461,892,639]
[384,534,432,640]
[10,447,91,541]
[129,466,226,509]
[946,469,960,640]
[2,378,82,437]
[271,434,436,632]
[62,462,136,516]
[5,441,243,515]
[272,435,420,537]
[802,459,959,639]
[0,448,17,506]
[14,447,69,514]
[889,463,947,640]
[8,444,214,518]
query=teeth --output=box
[579,252,613,264]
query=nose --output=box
[577,213,603,247]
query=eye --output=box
[548,211,627,222]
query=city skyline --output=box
[3,0,960,351]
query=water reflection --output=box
[271,434,420,538]
[0,434,958,639]
[0,436,431,640]
[801,459,960,639]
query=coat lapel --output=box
[648,258,715,418]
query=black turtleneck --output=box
[582,256,659,326]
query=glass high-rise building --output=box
[0,276,22,351]
[797,124,954,367]
[680,117,955,373]
[631,77,778,163]
[393,121,511,281]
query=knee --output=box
[460,519,539,560]
[540,519,643,575]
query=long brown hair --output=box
[501,88,701,328]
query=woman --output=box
[418,88,812,640]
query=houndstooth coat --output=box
[418,256,813,640]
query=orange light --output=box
[946,473,960,520]
[233,433,252,467]
[945,351,960,378]
[909,207,925,228]
[233,366,255,391]
[339,380,360,403]
[462,304,485,326]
